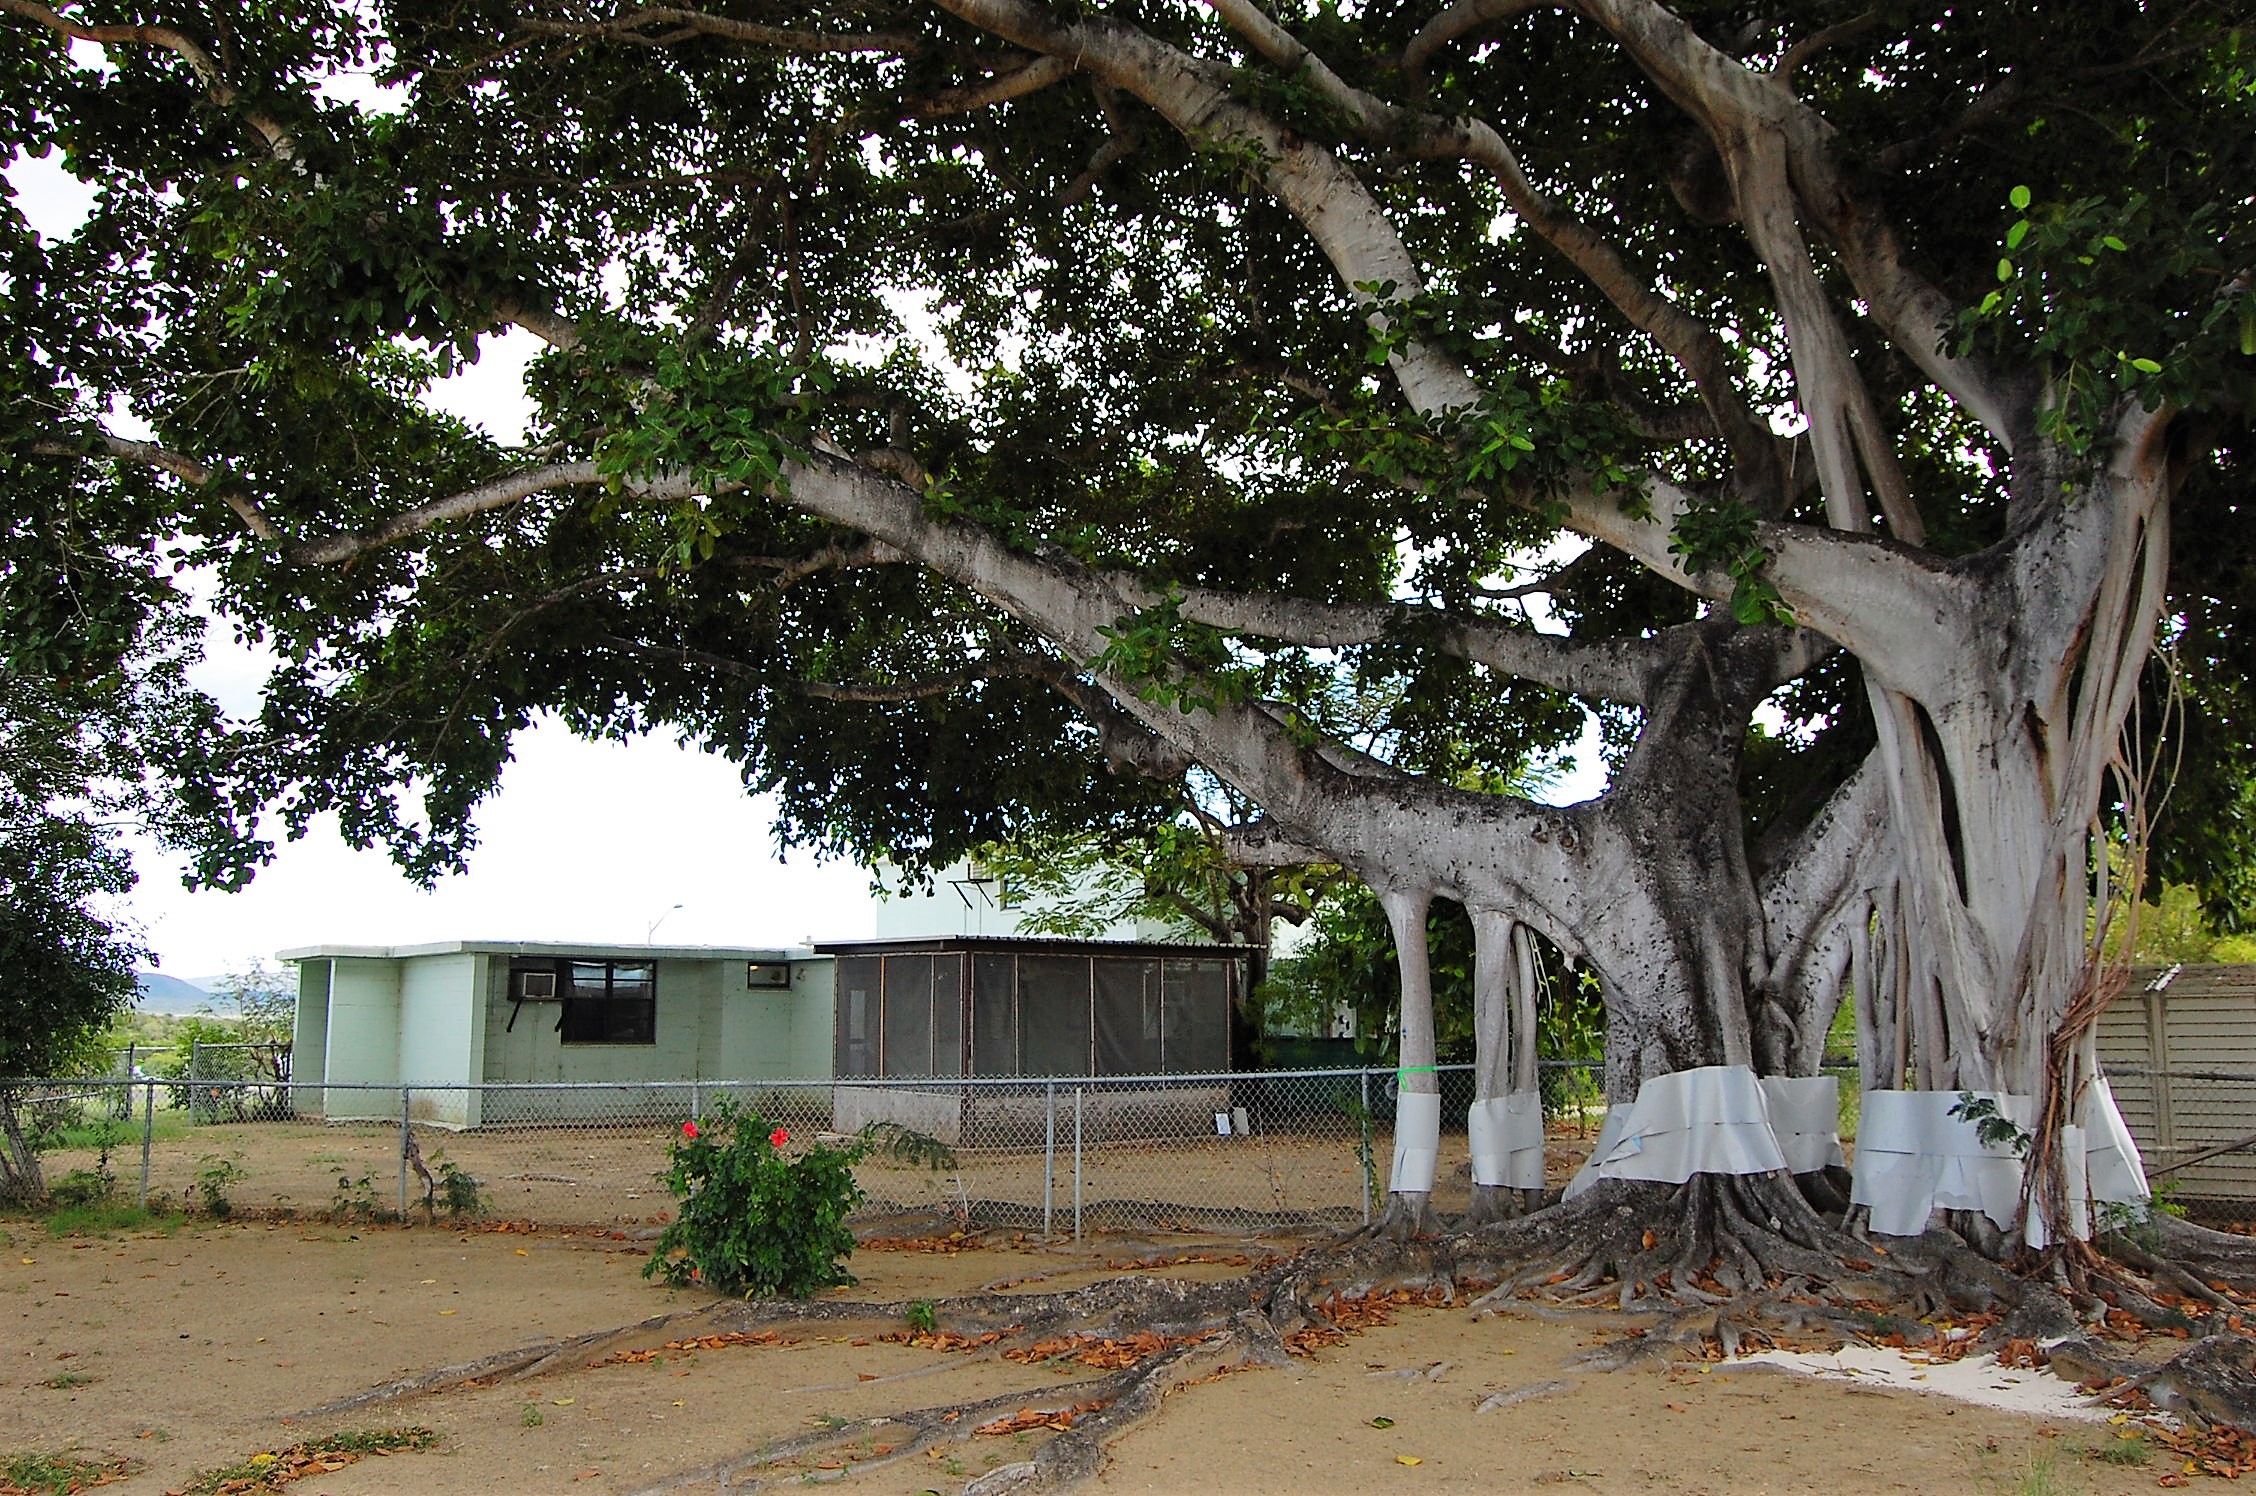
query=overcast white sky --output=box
[9,132,1602,984]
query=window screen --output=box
[1019,956,1093,1075]
[970,954,1017,1075]
[881,955,935,1075]
[1161,959,1230,1072]
[836,956,880,1076]
[1093,958,1163,1074]
[931,955,964,1076]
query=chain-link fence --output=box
[2097,1065,2256,1214]
[1,1065,1647,1235]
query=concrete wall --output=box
[399,952,482,1125]
[718,959,833,1080]
[297,948,839,1127]
[322,958,403,1121]
[289,960,331,1116]
[472,956,835,1121]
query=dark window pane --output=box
[837,957,879,1076]
[932,955,964,1077]
[1093,958,1162,1074]
[1019,956,1092,1076]
[560,959,657,1045]
[1162,959,1230,1072]
[970,955,1017,1075]
[881,955,935,1076]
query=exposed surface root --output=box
[2052,1332,2256,1428]
[310,1177,2256,1493]
[291,1305,723,1418]
[615,1328,1254,1495]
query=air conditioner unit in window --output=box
[518,970,559,1000]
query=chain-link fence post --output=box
[137,1077,155,1206]
[691,1081,701,1124]
[1360,1069,1373,1225]
[1043,1081,1055,1237]
[398,1087,412,1218]
[1073,1085,1084,1242]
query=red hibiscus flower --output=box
[681,1120,700,1139]
[769,1127,790,1148]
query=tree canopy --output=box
[5,0,2251,1238]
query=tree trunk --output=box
[1850,426,2171,1241]
[0,1090,46,1204]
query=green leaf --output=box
[2009,184,2033,210]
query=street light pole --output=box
[645,902,684,942]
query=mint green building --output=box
[283,941,833,1126]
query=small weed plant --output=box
[39,1200,183,1237]
[178,1428,435,1494]
[44,1168,115,1210]
[194,1154,244,1218]
[646,1103,866,1297]
[432,1156,486,1220]
[1,1450,141,1495]
[328,1173,397,1224]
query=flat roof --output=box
[813,935,1252,959]
[278,940,808,963]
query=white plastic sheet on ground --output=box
[1760,1074,1846,1174]
[1389,1089,1440,1194]
[1467,1091,1546,1190]
[1564,1065,1793,1197]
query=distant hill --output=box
[133,971,214,1014]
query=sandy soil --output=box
[0,1212,2183,1496]
[35,1115,1531,1231]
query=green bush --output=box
[644,1102,866,1299]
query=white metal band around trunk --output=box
[1467,1091,1546,1190]
[1564,1065,1798,1197]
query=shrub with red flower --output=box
[645,1100,865,1299]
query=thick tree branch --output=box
[910,52,1072,116]
[1569,0,2022,450]
[940,0,1774,503]
[721,538,906,588]
[33,432,281,542]
[1402,0,1557,81]
[490,299,583,351]
[2,0,292,153]
[515,9,923,56]
[594,635,1051,703]
[1163,584,1668,704]
[1771,12,1876,82]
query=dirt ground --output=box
[0,1210,2189,1496]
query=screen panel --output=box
[1093,957,1163,1074]
[1018,955,1093,1076]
